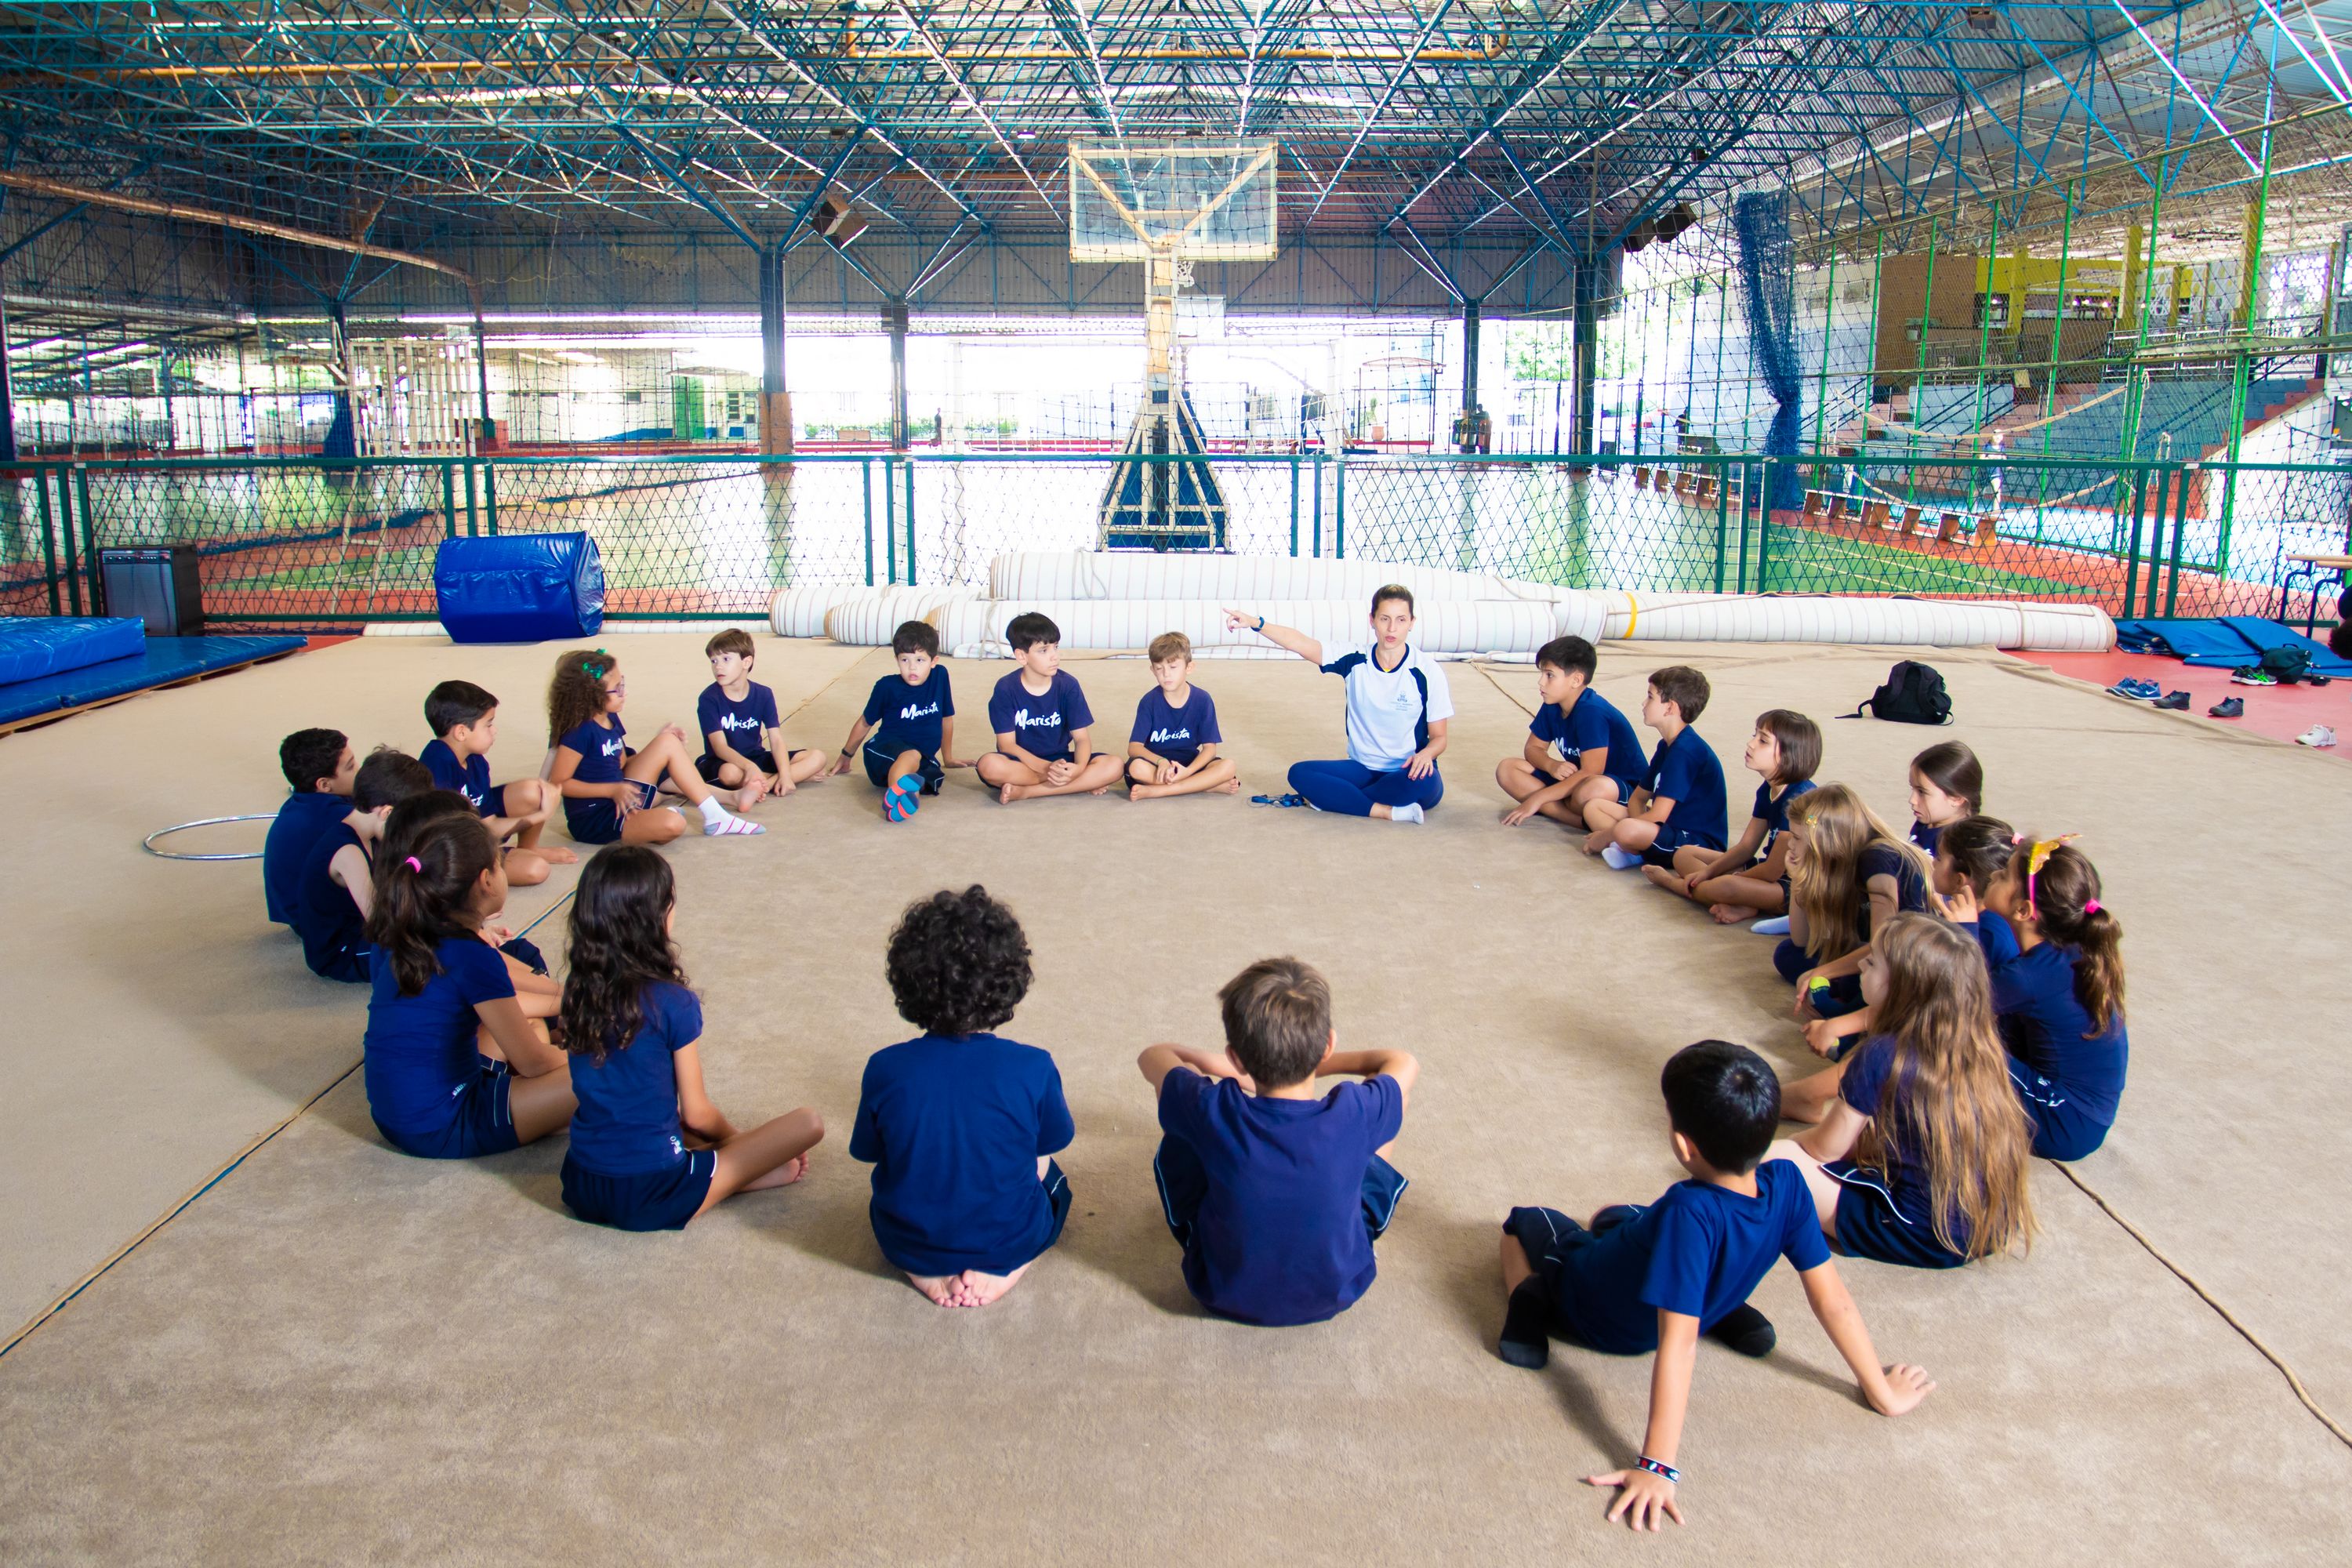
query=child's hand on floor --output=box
[1585,1467,1682,1530]
[1501,800,1541,827]
[1866,1363,1936,1417]
[831,752,855,776]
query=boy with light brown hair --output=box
[1125,632,1240,801]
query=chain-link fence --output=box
[4,449,2347,630]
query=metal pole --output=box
[2036,177,2078,521]
[1906,217,1939,506]
[862,457,875,586]
[470,290,496,451]
[1334,457,1346,559]
[463,457,479,536]
[74,461,98,611]
[484,461,499,535]
[904,456,917,585]
[37,463,60,613]
[1813,246,1838,463]
[442,460,456,541]
[1713,456,1730,592]
[1969,206,2000,511]
[884,454,898,583]
[1289,452,1300,556]
[2163,458,2195,616]
[2219,34,2277,570]
[2118,461,2151,615]
[57,466,80,614]
[1312,449,1324,556]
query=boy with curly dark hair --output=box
[851,885,1074,1308]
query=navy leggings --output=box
[1287,759,1443,816]
[1773,938,1863,1016]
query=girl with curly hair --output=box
[557,846,823,1231]
[851,885,1074,1309]
[546,648,764,846]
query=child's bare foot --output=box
[541,845,579,864]
[1214,778,1242,794]
[734,785,764,813]
[1640,866,1680,891]
[743,1153,808,1192]
[1708,902,1749,924]
[1000,782,1026,804]
[907,1273,962,1307]
[1129,783,1160,801]
[955,1262,1031,1307]
[1089,784,1110,796]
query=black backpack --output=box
[2259,643,2314,684]
[1846,660,1953,724]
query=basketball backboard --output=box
[1069,142,1278,263]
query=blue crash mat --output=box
[0,634,305,726]
[0,616,147,685]
[2111,616,2352,676]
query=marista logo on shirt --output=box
[1014,708,1062,732]
[898,698,940,721]
[718,712,762,733]
[599,735,625,757]
[1149,724,1192,746]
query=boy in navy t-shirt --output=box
[975,612,1124,804]
[851,886,1073,1308]
[264,728,357,927]
[1138,956,1416,1327]
[1584,665,1729,873]
[1498,1040,1933,1531]
[419,680,571,887]
[833,621,967,823]
[292,747,433,982]
[695,627,827,805]
[1497,635,1647,829]
[1125,630,1240,801]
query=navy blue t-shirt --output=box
[1640,728,1729,849]
[364,935,517,1133]
[292,818,368,977]
[263,790,350,925]
[698,681,779,761]
[1130,684,1222,766]
[862,667,953,760]
[1976,912,2129,1127]
[558,715,630,783]
[421,737,495,817]
[1550,1163,1829,1354]
[850,1032,1076,1276]
[1857,840,1933,931]
[1530,688,1646,785]
[1752,778,1817,856]
[1837,1033,1955,1245]
[1910,818,1942,856]
[1157,1071,1404,1327]
[989,670,1095,762]
[568,982,704,1175]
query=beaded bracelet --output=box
[1635,1455,1680,1484]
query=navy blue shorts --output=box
[373,1056,524,1161]
[862,747,944,793]
[499,935,548,975]
[561,1148,717,1231]
[695,747,775,785]
[1530,766,1634,807]
[563,779,660,845]
[1773,938,1864,1016]
[1154,1135,1407,1253]
[1824,1162,1966,1269]
[2009,1059,2112,1162]
[1640,822,1726,869]
[1501,1203,1643,1347]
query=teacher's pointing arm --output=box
[1223,608,1323,667]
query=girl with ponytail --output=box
[1934,834,2129,1161]
[361,812,576,1159]
[1770,914,2038,1269]
[556,845,824,1231]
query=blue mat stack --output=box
[0,618,304,728]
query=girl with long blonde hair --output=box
[1769,913,2037,1269]
[1774,783,1931,1061]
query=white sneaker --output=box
[1600,844,1642,870]
[2296,724,2338,748]
[1751,915,1792,935]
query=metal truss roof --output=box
[0,1,2347,285]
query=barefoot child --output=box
[851,886,1073,1307]
[546,648,763,845]
[977,613,1125,804]
[1642,710,1820,923]
[292,746,432,982]
[1584,666,1727,870]
[264,728,357,927]
[1496,635,1646,829]
[1773,784,1932,1062]
[1137,956,1415,1326]
[557,845,825,1230]
[835,621,966,822]
[1936,834,2129,1161]
[1498,1040,1933,1532]
[361,812,576,1159]
[1768,914,2038,1269]
[420,680,573,886]
[696,628,826,803]
[1907,740,1982,855]
[1126,632,1240,801]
